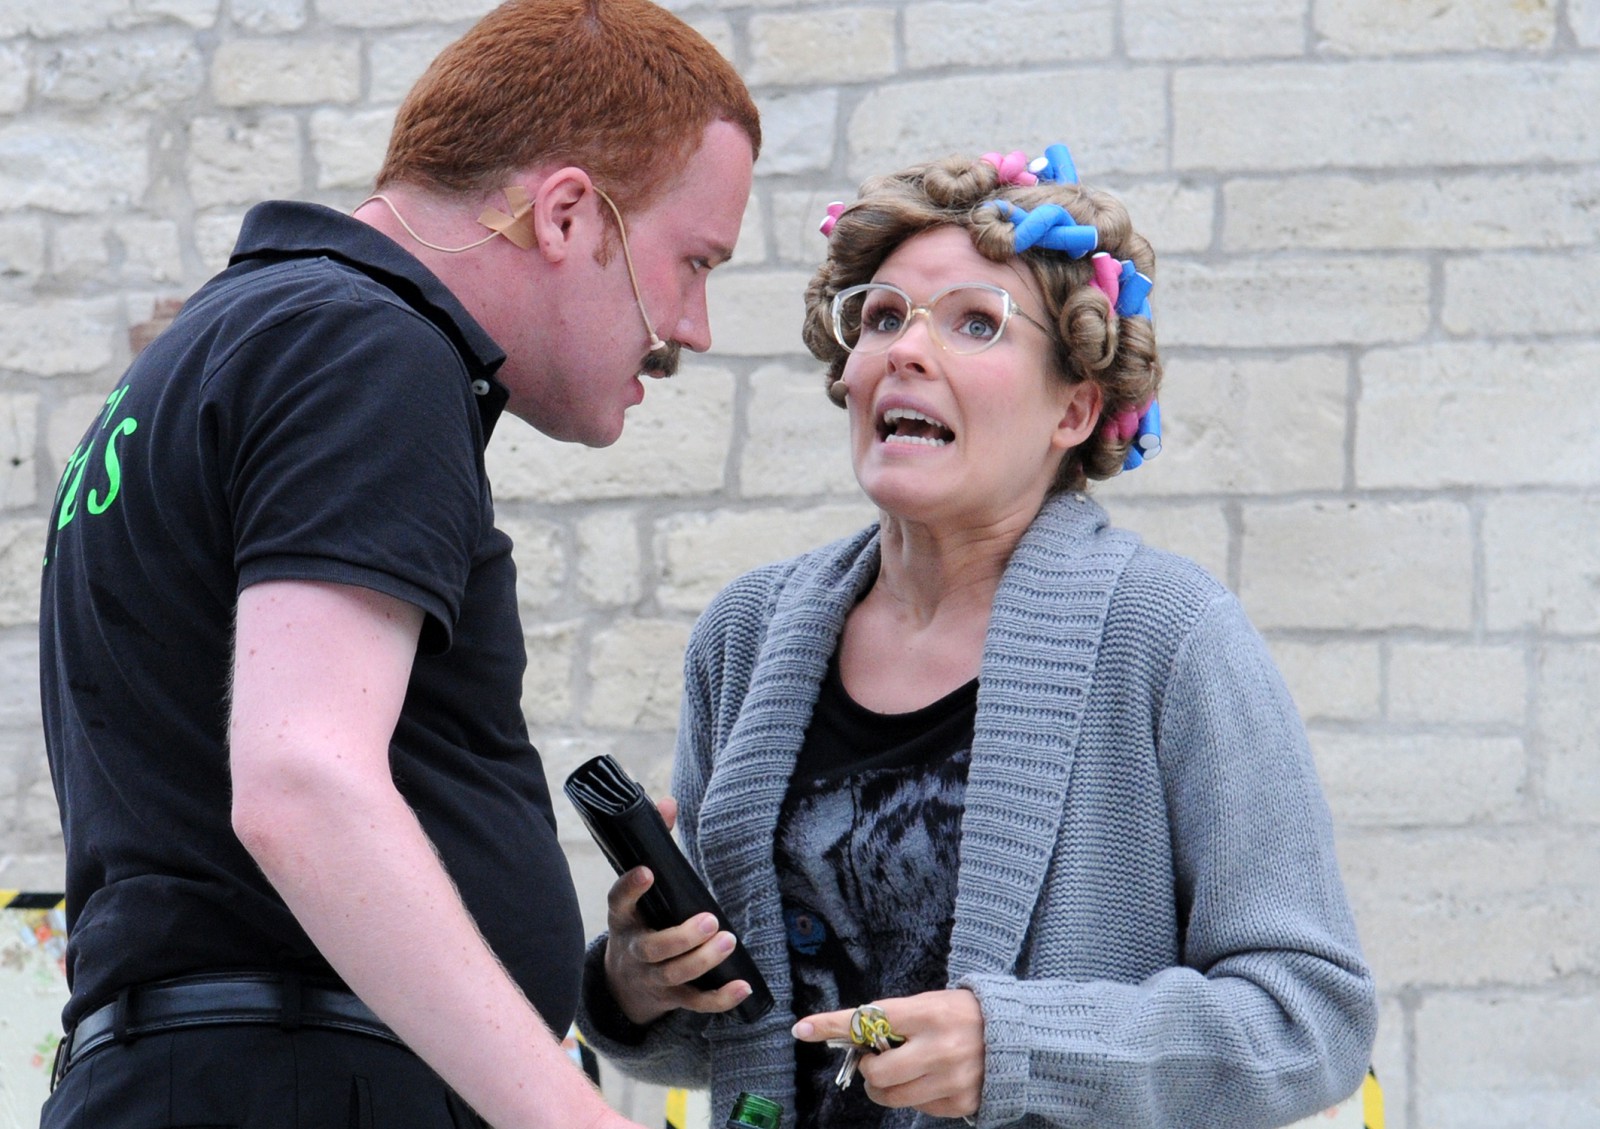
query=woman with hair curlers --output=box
[579,144,1377,1129]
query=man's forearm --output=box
[240,770,620,1129]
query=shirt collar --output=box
[230,201,512,439]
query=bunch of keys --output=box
[828,1004,979,1124]
[829,1003,904,1090]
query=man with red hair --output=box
[38,2,758,1127]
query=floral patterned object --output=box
[0,899,70,1129]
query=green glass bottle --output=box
[725,1090,783,1129]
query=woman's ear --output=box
[530,167,596,264]
[1051,378,1103,452]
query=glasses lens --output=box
[832,284,1014,355]
[930,285,1012,355]
[835,285,908,354]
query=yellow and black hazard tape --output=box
[561,1023,602,1090]
[663,1088,691,1129]
[1362,1067,1385,1129]
[1,890,65,910]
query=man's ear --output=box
[529,168,596,264]
[1051,378,1103,452]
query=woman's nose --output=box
[884,311,937,372]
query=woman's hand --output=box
[792,989,986,1122]
[600,797,754,1026]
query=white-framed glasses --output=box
[829,281,1050,357]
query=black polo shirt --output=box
[40,201,584,1031]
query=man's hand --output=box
[601,797,754,1026]
[792,989,985,1122]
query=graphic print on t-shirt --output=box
[47,384,139,565]
[777,743,970,1129]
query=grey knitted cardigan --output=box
[578,493,1377,1128]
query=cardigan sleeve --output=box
[955,592,1376,1129]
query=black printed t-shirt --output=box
[39,201,584,1031]
[776,655,977,1129]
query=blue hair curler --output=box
[992,201,1098,257]
[1134,400,1162,455]
[1028,143,1079,185]
[1115,265,1153,319]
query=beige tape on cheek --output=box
[476,185,536,250]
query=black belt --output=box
[53,972,403,1088]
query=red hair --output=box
[377,0,760,212]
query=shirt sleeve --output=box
[208,292,484,649]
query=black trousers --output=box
[40,1025,487,1129]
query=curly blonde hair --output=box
[801,154,1162,493]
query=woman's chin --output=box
[859,479,954,529]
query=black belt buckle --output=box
[50,1029,71,1092]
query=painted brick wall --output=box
[1,1,1596,1125]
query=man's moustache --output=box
[642,341,680,378]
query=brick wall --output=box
[2,1,1597,1124]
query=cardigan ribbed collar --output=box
[696,492,1139,1034]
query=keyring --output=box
[847,1005,976,1124]
[849,1003,904,1051]
[829,1003,907,1091]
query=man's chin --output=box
[515,402,626,448]
[578,418,626,448]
